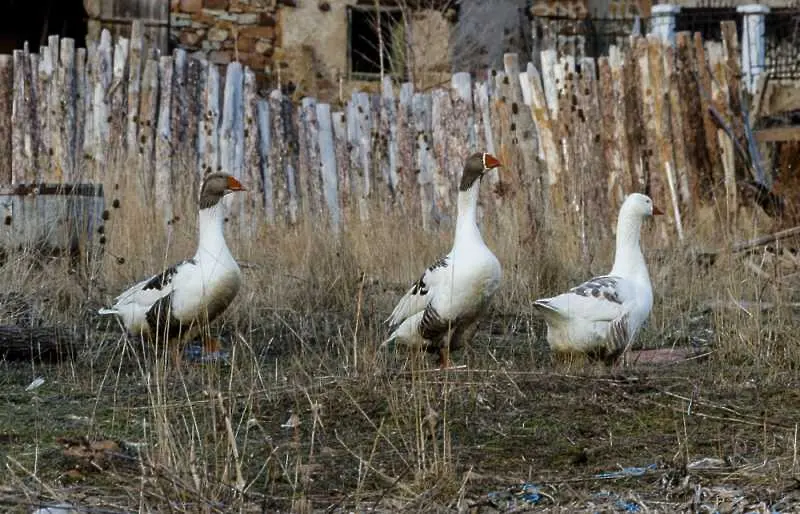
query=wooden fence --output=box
[0,20,755,240]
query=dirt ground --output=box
[1,305,799,514]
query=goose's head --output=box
[620,193,663,219]
[199,173,247,209]
[459,152,502,191]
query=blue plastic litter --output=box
[595,463,658,480]
[183,344,230,364]
[487,482,543,511]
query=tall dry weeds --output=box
[2,146,799,510]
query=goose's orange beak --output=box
[484,153,502,169]
[226,176,247,191]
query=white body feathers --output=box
[99,201,241,338]
[533,193,656,359]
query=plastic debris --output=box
[595,463,658,480]
[25,377,45,391]
[486,482,543,511]
[183,343,230,364]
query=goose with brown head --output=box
[384,152,504,369]
[99,172,247,368]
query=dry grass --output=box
[1,155,800,513]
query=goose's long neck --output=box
[454,179,482,246]
[609,210,647,280]
[195,203,231,260]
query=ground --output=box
[1,303,799,513]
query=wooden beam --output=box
[753,126,800,142]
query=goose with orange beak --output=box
[533,193,663,364]
[99,173,247,363]
[383,152,504,369]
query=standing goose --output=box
[99,173,246,362]
[383,152,503,368]
[532,193,662,364]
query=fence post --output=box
[0,55,11,184]
[649,5,680,45]
[737,4,769,93]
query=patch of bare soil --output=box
[1,311,800,513]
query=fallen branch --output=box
[732,225,800,253]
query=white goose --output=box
[383,152,503,368]
[532,193,662,364]
[99,173,246,362]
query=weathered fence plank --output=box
[396,82,415,214]
[55,38,76,182]
[11,50,26,183]
[126,21,144,154]
[412,92,434,230]
[155,55,173,228]
[316,102,340,232]
[0,55,11,183]
[0,23,760,240]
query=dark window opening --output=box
[0,0,87,54]
[348,6,405,80]
[675,8,741,42]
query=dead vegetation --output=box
[1,156,800,513]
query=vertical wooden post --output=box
[138,56,158,196]
[412,92,434,230]
[526,63,562,222]
[299,96,323,219]
[155,55,173,229]
[352,91,372,221]
[694,32,724,200]
[36,46,54,180]
[256,98,273,224]
[200,62,220,176]
[647,35,680,241]
[381,76,400,210]
[74,47,87,180]
[396,82,416,215]
[317,102,340,232]
[431,89,453,219]
[665,43,693,222]
[475,80,502,210]
[11,50,26,183]
[243,68,263,233]
[126,20,144,154]
[675,32,702,214]
[110,36,129,164]
[331,110,350,225]
[0,55,11,184]
[56,38,76,182]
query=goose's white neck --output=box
[195,202,232,260]
[609,209,647,280]
[454,179,482,246]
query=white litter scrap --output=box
[25,377,45,391]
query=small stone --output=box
[240,25,274,39]
[170,13,193,27]
[179,0,203,12]
[209,50,232,64]
[180,31,203,46]
[254,38,272,54]
[207,27,229,41]
[236,36,255,52]
[237,13,258,24]
[204,0,229,9]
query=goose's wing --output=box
[385,254,452,327]
[103,258,198,313]
[534,275,634,323]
